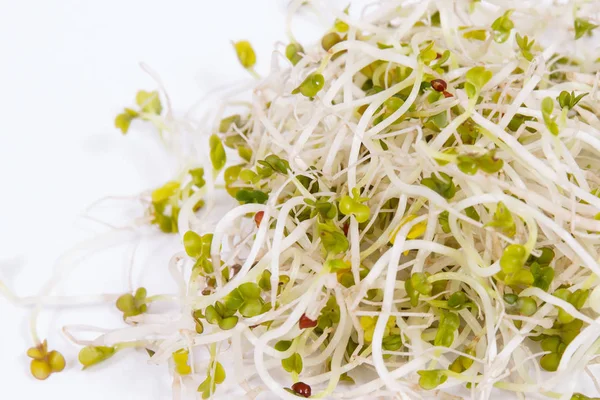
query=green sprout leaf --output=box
[318,221,349,255]
[286,43,304,65]
[219,114,241,133]
[447,292,468,310]
[431,50,450,69]
[189,168,206,188]
[306,198,337,220]
[417,369,448,390]
[317,296,341,330]
[292,73,325,98]
[78,346,116,369]
[418,41,437,65]
[421,172,457,199]
[116,287,147,319]
[151,181,180,203]
[258,154,290,175]
[500,244,527,274]
[410,272,432,296]
[475,150,504,174]
[491,10,514,43]
[239,298,264,317]
[233,40,256,69]
[115,108,139,134]
[574,18,598,40]
[173,349,192,375]
[557,91,588,111]
[282,352,303,374]
[334,5,350,32]
[224,288,244,311]
[275,340,292,352]
[434,311,459,347]
[322,32,342,51]
[541,97,559,135]
[530,262,554,292]
[183,231,203,258]
[516,33,535,61]
[136,90,162,115]
[214,362,226,384]
[239,282,261,299]
[516,296,537,316]
[465,66,493,99]
[235,189,269,204]
[218,316,239,330]
[339,188,370,223]
[462,29,487,41]
[209,134,226,171]
[485,202,516,237]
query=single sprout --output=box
[233,40,256,69]
[27,341,66,380]
[114,90,162,134]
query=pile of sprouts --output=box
[5,0,600,398]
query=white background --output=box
[0,1,327,399]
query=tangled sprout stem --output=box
[5,0,600,399]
